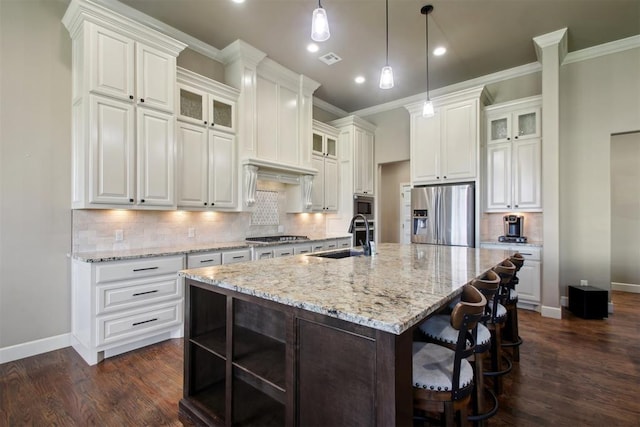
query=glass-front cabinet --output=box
[487,107,540,144]
[177,83,235,133]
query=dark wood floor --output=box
[1,291,639,426]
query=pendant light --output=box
[311,0,330,42]
[379,0,394,89]
[421,5,434,117]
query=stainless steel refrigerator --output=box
[411,183,475,247]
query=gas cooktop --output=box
[246,235,309,243]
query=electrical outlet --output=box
[115,229,124,242]
[188,227,196,238]
[580,279,588,286]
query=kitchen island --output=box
[178,243,510,426]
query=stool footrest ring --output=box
[483,355,513,377]
[468,387,499,422]
[502,336,523,348]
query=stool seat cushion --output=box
[487,301,507,322]
[413,342,473,392]
[418,315,491,347]
[507,289,518,302]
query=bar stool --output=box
[413,285,486,426]
[502,252,524,361]
[484,259,515,395]
[418,272,501,425]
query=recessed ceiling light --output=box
[307,43,319,53]
[433,46,447,56]
[354,76,366,84]
[231,0,245,3]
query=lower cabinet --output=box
[71,255,185,365]
[480,243,541,309]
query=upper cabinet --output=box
[405,87,486,186]
[311,121,339,212]
[175,68,240,210]
[329,116,376,197]
[63,0,186,209]
[484,96,542,213]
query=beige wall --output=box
[177,48,225,81]
[364,107,410,164]
[379,161,410,243]
[559,48,640,295]
[0,0,72,347]
[312,105,342,123]
[610,131,640,287]
[486,72,542,104]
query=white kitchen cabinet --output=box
[187,252,222,268]
[480,243,541,310]
[311,121,339,211]
[176,68,240,210]
[485,97,542,212]
[63,2,186,209]
[406,94,481,186]
[222,249,252,264]
[354,127,375,195]
[71,255,185,365]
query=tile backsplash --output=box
[480,212,543,242]
[72,181,327,253]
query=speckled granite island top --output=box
[180,243,511,335]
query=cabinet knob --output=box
[436,176,440,180]
[514,136,518,139]
[443,176,447,179]
[515,204,519,208]
[211,202,215,206]
[129,95,134,100]
[507,137,511,141]
[204,202,207,206]
[507,205,511,208]
[210,123,215,127]
[129,198,134,203]
[204,121,207,125]
[140,98,144,103]
[140,199,145,203]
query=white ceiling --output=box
[116,0,640,112]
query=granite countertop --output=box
[480,240,543,248]
[179,243,511,335]
[71,235,352,262]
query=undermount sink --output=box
[307,249,365,259]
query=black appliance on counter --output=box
[498,215,527,243]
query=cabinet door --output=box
[362,131,374,194]
[177,122,208,208]
[487,113,511,144]
[89,25,135,102]
[513,139,542,211]
[512,108,540,141]
[310,155,325,211]
[137,108,175,207]
[485,143,512,212]
[136,43,175,113]
[516,260,541,304]
[324,157,339,211]
[411,111,440,183]
[177,84,207,125]
[312,132,324,156]
[256,76,278,161]
[209,96,235,133]
[442,101,477,181]
[354,129,374,195]
[89,95,135,205]
[209,131,236,208]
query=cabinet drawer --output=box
[187,252,222,268]
[95,256,184,284]
[253,248,273,260]
[311,242,326,252]
[515,247,541,261]
[274,246,294,258]
[98,301,182,346]
[97,276,181,315]
[222,249,251,264]
[324,240,338,250]
[294,244,312,255]
[337,239,351,249]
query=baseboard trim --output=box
[0,333,71,364]
[612,282,640,294]
[541,305,562,319]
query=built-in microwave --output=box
[353,195,374,220]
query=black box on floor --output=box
[568,285,608,319]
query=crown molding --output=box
[218,39,267,68]
[563,34,640,65]
[87,0,216,59]
[313,97,349,118]
[533,28,568,63]
[329,115,377,132]
[352,61,541,117]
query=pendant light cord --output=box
[425,8,429,98]
[385,0,389,65]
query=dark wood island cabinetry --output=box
[178,243,510,426]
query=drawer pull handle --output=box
[132,318,157,327]
[132,290,159,297]
[520,253,533,256]
[200,259,215,263]
[232,256,245,259]
[132,266,159,272]
[281,252,291,256]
